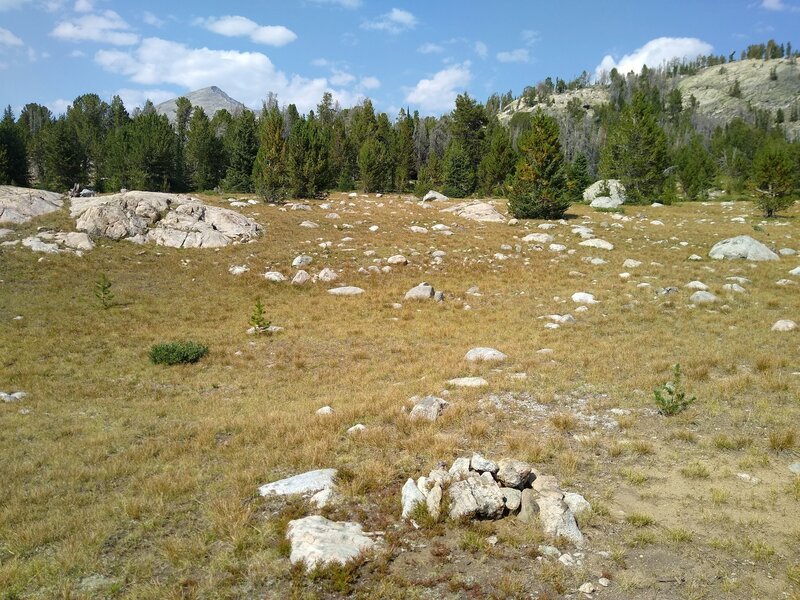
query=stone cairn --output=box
[401,453,589,547]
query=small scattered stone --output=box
[328,286,365,296]
[447,377,488,388]
[579,582,595,594]
[286,515,380,569]
[292,254,313,268]
[690,290,718,304]
[346,424,366,434]
[409,395,449,421]
[292,270,311,285]
[465,347,507,362]
[772,320,797,332]
[316,406,334,416]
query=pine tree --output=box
[66,94,110,188]
[285,114,330,198]
[173,97,192,191]
[394,108,415,190]
[600,91,669,202]
[186,107,224,191]
[42,117,82,191]
[507,110,571,219]
[675,135,717,200]
[18,103,52,184]
[449,93,488,195]
[442,142,474,197]
[358,137,385,192]
[477,120,516,195]
[221,110,258,192]
[252,103,287,201]
[752,140,796,217]
[566,153,592,202]
[126,111,176,191]
[0,106,28,187]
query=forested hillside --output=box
[0,39,798,207]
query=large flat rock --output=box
[71,191,261,248]
[440,202,505,223]
[286,515,381,569]
[0,186,64,224]
[709,236,778,261]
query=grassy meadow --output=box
[0,192,798,599]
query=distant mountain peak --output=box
[155,87,247,122]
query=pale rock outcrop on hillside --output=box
[0,186,64,224]
[71,191,261,248]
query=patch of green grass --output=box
[680,461,711,479]
[459,530,489,554]
[148,340,209,365]
[621,468,648,486]
[769,427,796,452]
[625,513,655,527]
[665,527,693,543]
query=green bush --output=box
[149,341,209,365]
[654,364,696,416]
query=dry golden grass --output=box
[0,192,798,598]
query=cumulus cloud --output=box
[308,0,362,7]
[0,26,23,46]
[362,8,417,34]
[595,37,713,78]
[418,42,443,54]
[496,48,529,63]
[143,11,164,27]
[196,15,297,46]
[360,76,380,89]
[115,87,177,110]
[760,0,800,10]
[0,0,32,10]
[95,37,364,113]
[51,10,139,45]
[73,0,91,12]
[405,62,471,113]
[474,41,488,59]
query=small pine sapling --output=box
[94,273,114,309]
[654,364,696,416]
[249,298,271,333]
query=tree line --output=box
[1,46,798,219]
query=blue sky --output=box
[0,0,798,116]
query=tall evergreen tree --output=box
[221,110,258,192]
[565,153,592,201]
[0,106,28,186]
[449,92,488,195]
[42,117,82,191]
[173,97,192,191]
[285,113,330,198]
[752,139,797,217]
[477,119,516,195]
[675,135,717,200]
[126,111,176,191]
[252,103,287,201]
[442,142,474,197]
[600,91,669,202]
[66,94,110,188]
[507,110,571,219]
[394,108,416,190]
[18,103,52,184]
[186,107,224,191]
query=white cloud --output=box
[360,76,380,90]
[521,30,539,46]
[405,62,471,113]
[94,37,361,113]
[308,0,361,7]
[418,42,443,54]
[51,10,139,45]
[760,0,800,10]
[595,37,713,78]
[0,26,23,46]
[474,41,488,59]
[196,15,297,46]
[70,49,85,57]
[361,8,417,34]
[0,0,32,10]
[330,68,355,86]
[47,98,71,114]
[496,48,529,63]
[73,0,91,12]
[143,11,164,27]
[115,87,177,110]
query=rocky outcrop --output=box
[0,186,64,224]
[71,191,261,248]
[709,236,779,261]
[441,202,505,223]
[286,516,382,569]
